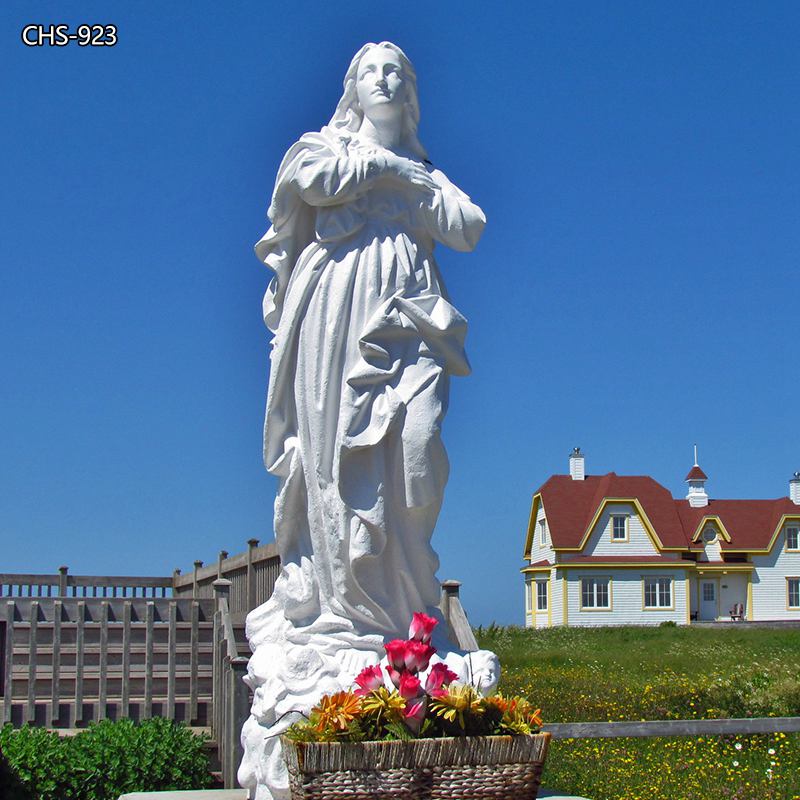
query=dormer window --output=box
[702,528,718,545]
[611,515,628,542]
[539,519,548,546]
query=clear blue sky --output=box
[2,1,798,625]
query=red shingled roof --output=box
[535,473,688,549]
[685,465,708,481]
[534,473,800,553]
[677,499,799,550]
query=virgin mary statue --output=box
[240,43,496,799]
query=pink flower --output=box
[386,665,403,689]
[408,612,438,643]
[353,665,384,696]
[424,663,459,698]
[403,696,427,735]
[398,672,422,701]
[403,640,436,674]
[384,639,409,671]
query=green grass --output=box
[476,625,800,799]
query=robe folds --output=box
[251,127,486,644]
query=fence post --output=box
[218,551,228,579]
[58,566,69,597]
[440,579,461,627]
[192,561,203,597]
[246,539,259,612]
[226,657,250,789]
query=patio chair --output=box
[728,602,744,622]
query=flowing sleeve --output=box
[420,168,486,252]
[281,134,385,208]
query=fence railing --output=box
[0,569,173,599]
[543,716,800,739]
[1,596,214,727]
[173,540,280,619]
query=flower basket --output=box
[281,732,551,800]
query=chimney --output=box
[685,446,709,508]
[791,472,800,505]
[569,447,585,481]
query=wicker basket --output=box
[281,733,551,800]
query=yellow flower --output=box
[361,685,406,721]
[430,684,483,728]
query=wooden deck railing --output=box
[0,569,173,599]
[1,596,214,727]
[173,540,280,620]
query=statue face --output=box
[356,47,407,123]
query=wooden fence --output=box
[173,539,280,620]
[1,596,215,727]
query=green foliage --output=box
[0,718,212,800]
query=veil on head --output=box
[327,41,428,160]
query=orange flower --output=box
[312,691,363,732]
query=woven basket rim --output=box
[281,731,551,774]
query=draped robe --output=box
[249,127,485,646]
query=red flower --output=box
[398,672,422,701]
[386,665,402,689]
[424,663,459,698]
[384,639,409,671]
[408,612,438,643]
[403,640,436,674]
[403,696,427,735]
[353,665,384,696]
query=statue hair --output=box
[327,42,428,160]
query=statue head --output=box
[328,42,427,159]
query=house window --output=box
[644,576,672,609]
[702,528,718,544]
[703,583,715,602]
[525,582,532,613]
[611,515,628,541]
[536,581,548,611]
[787,527,799,551]
[539,519,548,546]
[789,578,800,610]
[581,577,611,609]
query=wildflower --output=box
[408,612,438,643]
[353,665,384,696]
[732,760,739,767]
[768,748,776,755]
[734,742,742,751]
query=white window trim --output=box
[536,580,548,612]
[539,518,548,547]
[611,514,629,543]
[642,575,674,610]
[788,577,800,610]
[580,576,612,611]
[786,526,799,552]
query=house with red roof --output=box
[522,449,800,627]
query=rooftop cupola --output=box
[791,472,800,505]
[569,447,585,481]
[685,445,709,508]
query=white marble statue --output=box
[239,42,498,800]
